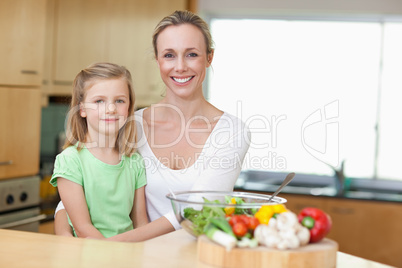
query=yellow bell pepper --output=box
[273,204,287,214]
[224,198,237,215]
[255,204,287,224]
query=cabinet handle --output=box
[0,160,13,166]
[294,204,320,210]
[330,207,355,214]
[20,70,38,75]
[53,80,73,86]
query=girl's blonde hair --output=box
[152,10,214,58]
[64,62,137,156]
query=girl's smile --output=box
[102,117,120,123]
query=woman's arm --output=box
[107,216,175,242]
[57,178,104,239]
[54,208,74,237]
[131,186,149,228]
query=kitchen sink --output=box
[235,170,402,201]
[235,170,337,196]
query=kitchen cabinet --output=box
[276,193,402,267]
[0,88,41,180]
[0,0,45,179]
[43,0,187,107]
[0,0,46,86]
[51,0,109,85]
[279,193,328,212]
[327,198,402,267]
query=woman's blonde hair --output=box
[63,62,137,156]
[152,10,214,58]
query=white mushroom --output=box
[268,217,277,228]
[296,226,311,246]
[277,235,300,250]
[254,224,280,248]
[265,231,281,248]
[287,235,301,249]
[279,228,296,240]
[254,211,311,250]
[276,212,299,230]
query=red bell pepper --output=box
[298,207,332,243]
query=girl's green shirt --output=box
[50,145,146,238]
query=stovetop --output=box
[0,176,40,213]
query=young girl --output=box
[50,62,148,238]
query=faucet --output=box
[328,160,345,196]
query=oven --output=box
[0,176,45,232]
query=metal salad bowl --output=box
[166,190,287,237]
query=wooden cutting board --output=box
[197,235,338,268]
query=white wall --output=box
[199,0,402,18]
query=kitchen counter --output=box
[0,229,396,268]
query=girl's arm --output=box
[107,216,175,242]
[57,178,104,239]
[131,186,149,228]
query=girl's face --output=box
[156,24,213,100]
[80,78,130,142]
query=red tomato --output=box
[228,215,243,227]
[239,215,250,226]
[232,222,248,237]
[247,217,260,230]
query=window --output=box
[208,18,402,180]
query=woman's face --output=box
[156,24,213,100]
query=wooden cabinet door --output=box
[327,198,402,267]
[47,0,186,106]
[279,193,328,213]
[52,0,109,86]
[325,199,364,255]
[107,0,186,107]
[0,88,41,179]
[0,0,46,86]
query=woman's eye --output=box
[116,99,125,104]
[164,53,174,58]
[188,52,198,57]
[95,100,104,104]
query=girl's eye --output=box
[116,99,125,104]
[188,52,198,57]
[95,100,104,104]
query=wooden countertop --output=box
[0,229,396,268]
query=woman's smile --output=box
[171,76,194,84]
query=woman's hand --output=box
[107,216,175,242]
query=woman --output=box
[54,10,251,241]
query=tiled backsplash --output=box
[40,103,69,158]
